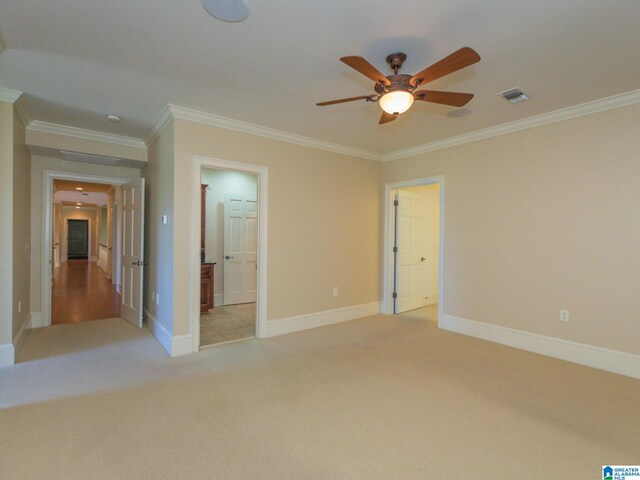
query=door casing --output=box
[383,175,445,326]
[191,156,268,353]
[41,170,132,327]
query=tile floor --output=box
[200,302,256,347]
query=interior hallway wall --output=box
[12,106,31,346]
[382,102,640,356]
[142,121,175,336]
[201,168,257,304]
[0,101,15,362]
[0,99,31,365]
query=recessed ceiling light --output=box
[75,187,83,191]
[201,0,250,22]
[107,115,121,123]
[76,202,82,206]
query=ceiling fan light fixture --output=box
[379,91,413,115]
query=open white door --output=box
[223,194,257,305]
[395,190,426,313]
[121,178,145,327]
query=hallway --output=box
[52,259,121,324]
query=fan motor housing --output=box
[375,74,413,95]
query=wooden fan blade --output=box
[316,95,373,106]
[410,47,480,87]
[341,56,390,85]
[379,111,398,124]
[413,90,474,107]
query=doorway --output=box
[383,176,445,325]
[42,171,144,328]
[199,168,258,347]
[67,219,89,259]
[191,156,268,352]
[51,181,119,324]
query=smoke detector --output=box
[498,88,529,103]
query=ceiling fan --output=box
[316,47,480,124]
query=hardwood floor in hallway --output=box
[52,259,121,324]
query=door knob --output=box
[225,255,235,260]
[420,257,426,262]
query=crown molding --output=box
[14,94,32,126]
[28,120,147,150]
[144,104,174,146]
[381,88,640,162]
[165,104,381,161]
[0,86,22,103]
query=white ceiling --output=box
[54,190,108,206]
[0,0,639,154]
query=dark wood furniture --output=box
[200,184,215,313]
[200,262,215,313]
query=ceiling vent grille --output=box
[498,88,529,103]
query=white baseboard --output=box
[214,294,224,307]
[12,314,31,360]
[424,293,439,306]
[0,343,14,367]
[29,312,48,328]
[144,309,193,357]
[441,314,640,380]
[267,301,381,338]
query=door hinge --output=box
[392,292,397,299]
[393,246,398,253]
[393,199,399,206]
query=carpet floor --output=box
[1,306,638,479]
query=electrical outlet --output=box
[156,293,160,306]
[333,287,339,296]
[560,309,570,322]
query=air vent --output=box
[498,88,529,103]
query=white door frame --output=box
[383,175,445,326]
[41,170,131,327]
[190,156,268,352]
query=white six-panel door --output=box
[395,190,426,313]
[223,194,257,305]
[121,178,145,327]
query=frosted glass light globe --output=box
[379,91,414,115]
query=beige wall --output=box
[12,108,31,341]
[171,119,381,336]
[142,121,175,333]
[201,168,258,300]
[30,156,140,316]
[382,103,640,355]
[0,101,13,350]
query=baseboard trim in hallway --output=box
[145,309,192,357]
[442,314,640,380]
